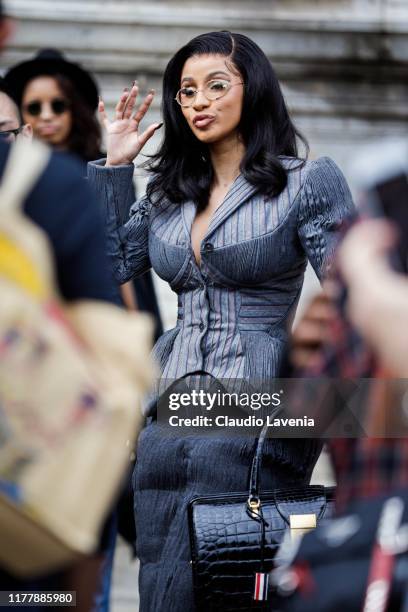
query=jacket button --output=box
[199,322,204,331]
[204,242,214,252]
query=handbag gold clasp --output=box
[247,496,261,514]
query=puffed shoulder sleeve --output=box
[297,156,355,280]
[87,159,151,283]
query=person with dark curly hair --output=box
[5,49,101,161]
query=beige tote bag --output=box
[0,139,154,577]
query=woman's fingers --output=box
[122,83,139,119]
[115,88,131,120]
[132,90,155,126]
[138,122,162,148]
[103,85,156,131]
[98,98,110,129]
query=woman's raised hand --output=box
[99,84,162,166]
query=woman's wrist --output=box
[105,156,134,168]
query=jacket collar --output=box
[181,174,259,243]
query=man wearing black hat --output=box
[0,4,119,610]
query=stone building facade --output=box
[3,0,408,165]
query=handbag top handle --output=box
[248,423,270,512]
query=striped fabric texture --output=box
[254,572,269,601]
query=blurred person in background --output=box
[0,4,123,611]
[5,48,101,161]
[5,47,163,612]
[0,77,32,142]
[291,218,408,378]
[5,49,163,337]
[338,218,408,376]
[285,216,408,610]
[288,208,408,506]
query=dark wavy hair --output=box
[146,31,308,210]
[42,73,101,162]
[53,74,101,161]
[0,77,22,122]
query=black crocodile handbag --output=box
[188,425,335,611]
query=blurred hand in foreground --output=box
[337,219,408,376]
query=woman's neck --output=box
[53,142,69,153]
[209,134,245,188]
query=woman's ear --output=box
[21,123,33,140]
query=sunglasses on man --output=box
[23,98,70,117]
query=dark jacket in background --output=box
[0,143,116,303]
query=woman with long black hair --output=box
[89,31,354,611]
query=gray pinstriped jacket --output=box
[88,156,354,404]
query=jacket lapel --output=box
[179,175,259,245]
[205,174,259,239]
[181,199,196,243]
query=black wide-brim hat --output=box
[4,48,99,111]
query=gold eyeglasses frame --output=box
[175,81,244,108]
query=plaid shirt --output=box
[291,278,408,510]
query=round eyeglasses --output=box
[175,80,244,108]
